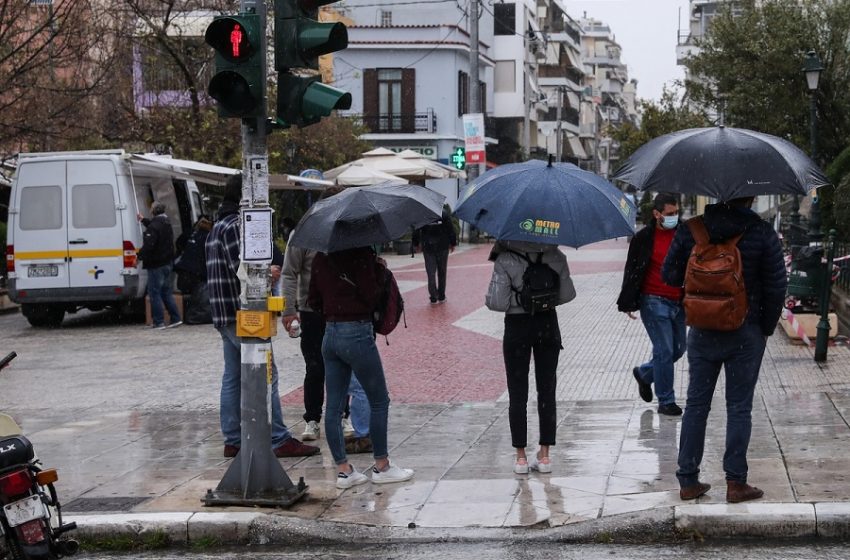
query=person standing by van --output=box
[137,202,182,329]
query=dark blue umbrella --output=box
[612,126,830,200]
[454,159,636,248]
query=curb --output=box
[65,501,850,549]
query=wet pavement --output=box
[1,240,850,537]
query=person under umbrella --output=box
[485,240,575,474]
[307,245,414,488]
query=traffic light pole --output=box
[203,0,308,508]
[466,0,481,242]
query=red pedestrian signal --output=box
[205,15,263,118]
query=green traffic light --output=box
[302,81,352,116]
[277,75,351,127]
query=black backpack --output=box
[509,251,560,314]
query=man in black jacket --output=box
[662,197,787,504]
[617,193,686,416]
[413,205,457,304]
[137,201,182,329]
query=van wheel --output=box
[118,299,145,322]
[22,304,65,328]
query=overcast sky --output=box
[567,0,692,102]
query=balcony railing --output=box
[360,109,437,134]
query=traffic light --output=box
[205,15,264,118]
[274,0,352,127]
[451,147,466,170]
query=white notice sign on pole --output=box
[462,113,486,164]
[241,209,273,263]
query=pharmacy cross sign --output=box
[451,147,466,170]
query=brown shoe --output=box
[223,445,240,458]
[345,436,373,454]
[726,481,764,503]
[679,482,711,500]
[274,437,320,458]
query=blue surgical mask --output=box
[661,215,679,229]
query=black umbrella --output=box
[288,182,445,253]
[612,126,830,201]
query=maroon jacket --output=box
[308,247,381,321]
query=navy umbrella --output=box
[289,182,445,253]
[454,159,636,248]
[612,126,830,201]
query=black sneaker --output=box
[632,367,653,403]
[658,403,683,416]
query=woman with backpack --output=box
[485,240,576,474]
[307,246,415,489]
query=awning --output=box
[566,91,580,109]
[568,137,588,160]
[129,154,333,190]
[565,47,582,70]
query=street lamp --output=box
[802,50,832,362]
[804,50,824,243]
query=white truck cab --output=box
[6,150,205,327]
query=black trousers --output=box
[300,311,326,422]
[423,248,449,301]
[503,311,561,448]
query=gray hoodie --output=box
[281,233,316,316]
[485,240,576,315]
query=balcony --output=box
[360,109,437,134]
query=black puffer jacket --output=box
[661,203,787,336]
[138,215,175,269]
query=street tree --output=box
[0,0,114,155]
[683,0,850,168]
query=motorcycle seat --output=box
[0,435,35,470]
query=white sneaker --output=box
[529,455,552,474]
[513,460,529,475]
[302,420,320,441]
[342,417,355,438]
[336,466,368,489]
[371,462,414,484]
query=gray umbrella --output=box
[288,182,446,253]
[612,126,830,201]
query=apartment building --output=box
[578,15,638,178]
[534,1,587,164]
[331,0,495,164]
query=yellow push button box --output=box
[267,295,285,312]
[236,310,278,338]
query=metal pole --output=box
[555,87,563,163]
[523,58,531,157]
[466,0,481,242]
[808,90,823,243]
[204,0,307,507]
[814,229,836,362]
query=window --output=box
[72,184,116,228]
[378,69,403,131]
[494,61,516,92]
[494,3,515,36]
[458,71,469,116]
[479,81,486,114]
[380,10,392,26]
[20,186,62,230]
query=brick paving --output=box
[3,239,850,529]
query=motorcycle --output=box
[0,352,78,560]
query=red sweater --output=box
[308,248,380,321]
[641,227,683,301]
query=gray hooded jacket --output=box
[485,241,576,314]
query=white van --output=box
[6,150,206,327]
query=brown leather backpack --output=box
[682,216,748,331]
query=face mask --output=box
[661,215,679,229]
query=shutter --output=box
[363,69,378,132]
[401,68,415,132]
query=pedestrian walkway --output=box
[3,240,850,540]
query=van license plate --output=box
[3,495,44,527]
[29,265,58,278]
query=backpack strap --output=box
[686,216,710,245]
[687,216,745,247]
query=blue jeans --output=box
[147,265,181,326]
[322,321,390,465]
[216,324,291,447]
[637,295,686,405]
[677,323,767,486]
[348,376,370,438]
